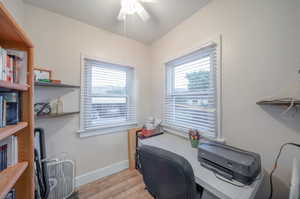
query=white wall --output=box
[11,0,300,198]
[150,0,300,198]
[23,4,152,177]
[2,0,24,27]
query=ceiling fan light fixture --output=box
[118,0,153,21]
[121,0,138,15]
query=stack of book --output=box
[0,47,23,83]
[0,136,18,172]
[0,92,20,128]
[0,136,18,199]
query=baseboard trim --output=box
[75,160,129,187]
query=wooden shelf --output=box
[35,82,80,88]
[256,100,300,106]
[0,3,34,199]
[0,122,28,141]
[0,162,28,199]
[36,111,80,119]
[0,3,33,48]
[0,81,29,91]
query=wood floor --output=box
[70,169,154,199]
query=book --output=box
[0,96,3,128]
[0,49,27,83]
[0,144,7,171]
[1,49,7,81]
[5,55,13,83]
[0,47,3,81]
[0,136,18,170]
[0,92,20,125]
[12,56,21,83]
[6,50,25,84]
[0,92,21,128]
[5,189,16,199]
[11,136,18,166]
[0,49,24,83]
[3,99,7,127]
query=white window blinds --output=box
[164,44,219,138]
[81,58,136,132]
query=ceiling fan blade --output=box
[135,2,150,21]
[117,8,127,21]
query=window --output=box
[80,58,136,134]
[164,43,221,138]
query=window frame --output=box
[79,55,137,137]
[163,36,222,140]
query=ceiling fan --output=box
[118,0,156,22]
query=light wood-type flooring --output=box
[69,169,154,199]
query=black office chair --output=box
[138,145,203,199]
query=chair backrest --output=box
[138,145,199,199]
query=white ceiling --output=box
[23,0,210,44]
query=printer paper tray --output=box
[201,158,234,180]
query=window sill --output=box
[162,125,225,144]
[78,122,137,138]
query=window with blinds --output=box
[81,58,136,133]
[164,44,219,138]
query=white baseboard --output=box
[75,160,129,187]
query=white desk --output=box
[139,133,264,199]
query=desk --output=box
[138,133,264,199]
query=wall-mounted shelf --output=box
[35,111,80,119]
[256,100,300,106]
[0,162,28,199]
[35,82,80,88]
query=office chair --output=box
[138,145,203,199]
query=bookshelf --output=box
[0,2,34,199]
[0,81,29,91]
[0,162,28,199]
[0,122,28,140]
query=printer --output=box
[198,142,261,185]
